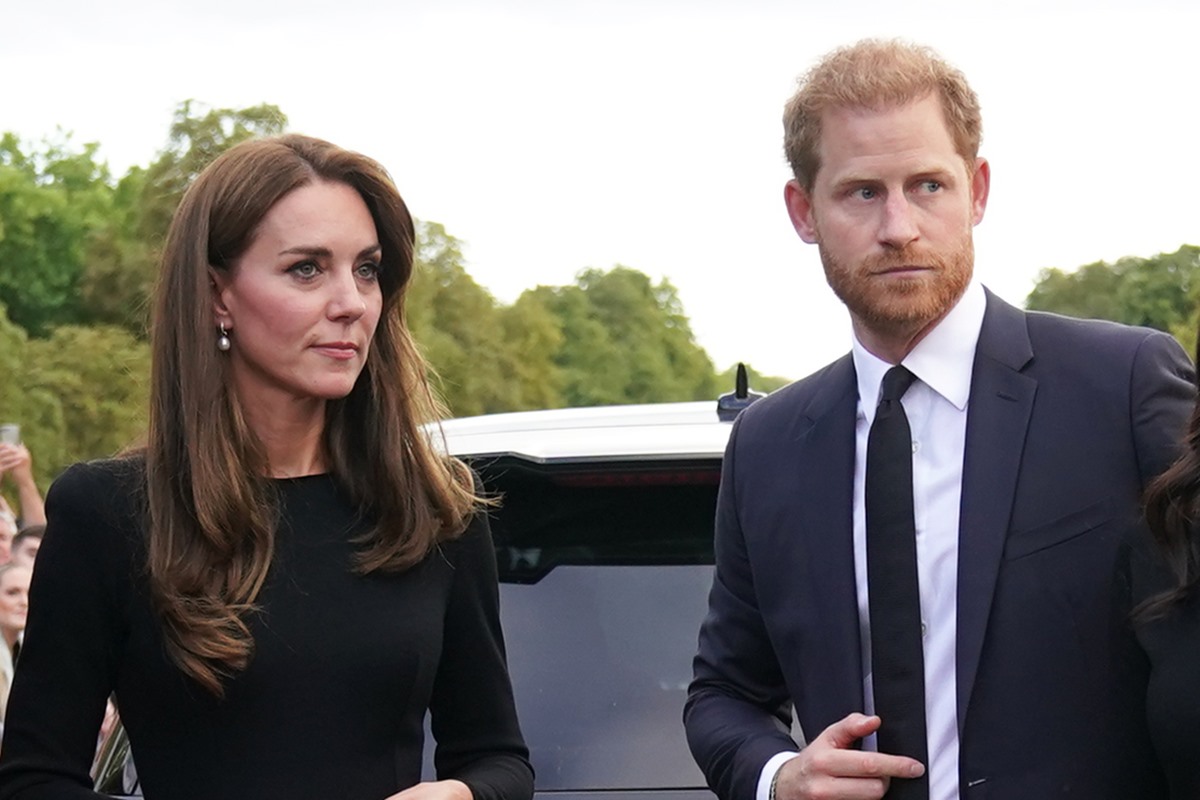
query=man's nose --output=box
[879,193,919,249]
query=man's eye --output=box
[919,180,942,193]
[854,187,877,200]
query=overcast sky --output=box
[5,0,1198,379]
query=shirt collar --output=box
[852,281,986,413]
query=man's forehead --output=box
[814,97,965,177]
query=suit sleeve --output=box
[429,510,534,800]
[0,463,128,799]
[1129,330,1195,486]
[684,415,799,800]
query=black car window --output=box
[475,457,719,584]
[468,456,719,793]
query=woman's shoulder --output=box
[51,454,145,493]
[45,455,146,545]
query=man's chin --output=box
[847,288,963,337]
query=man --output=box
[10,526,41,567]
[684,40,1194,800]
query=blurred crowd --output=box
[0,439,46,726]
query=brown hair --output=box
[147,134,476,695]
[783,39,983,191]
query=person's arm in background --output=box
[0,446,45,528]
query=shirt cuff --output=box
[757,751,801,800]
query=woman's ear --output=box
[210,267,232,329]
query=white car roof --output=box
[434,400,734,463]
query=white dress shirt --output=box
[757,282,985,800]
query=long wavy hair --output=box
[1141,332,1200,618]
[147,134,476,695]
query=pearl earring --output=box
[217,324,231,352]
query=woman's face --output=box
[0,566,31,635]
[213,179,384,415]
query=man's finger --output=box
[814,713,882,749]
[804,747,925,781]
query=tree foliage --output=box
[1026,245,1200,352]
[522,267,717,408]
[0,303,150,499]
[407,221,541,416]
[0,133,113,335]
[404,228,719,415]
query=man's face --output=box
[784,93,989,353]
[11,536,39,567]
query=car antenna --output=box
[717,363,766,421]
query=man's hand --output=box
[774,713,924,800]
[384,779,472,800]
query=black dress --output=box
[1134,541,1200,799]
[0,458,533,800]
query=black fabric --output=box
[866,366,928,800]
[1133,541,1200,798]
[0,458,534,800]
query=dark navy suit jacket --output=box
[684,291,1195,799]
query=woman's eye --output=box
[356,262,381,280]
[288,261,320,278]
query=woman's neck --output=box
[240,396,329,478]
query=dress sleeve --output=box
[0,463,131,800]
[428,510,534,800]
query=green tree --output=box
[23,325,151,479]
[524,282,629,407]
[527,266,718,407]
[0,301,150,499]
[497,292,564,410]
[1026,245,1200,351]
[407,222,550,416]
[0,133,113,335]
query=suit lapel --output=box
[794,355,865,715]
[956,291,1036,728]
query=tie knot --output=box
[879,365,916,404]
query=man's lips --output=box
[873,265,933,275]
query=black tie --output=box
[866,366,929,799]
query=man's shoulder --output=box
[1017,308,1187,372]
[737,353,855,430]
[1023,307,1164,345]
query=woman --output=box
[0,563,29,722]
[0,135,533,800]
[1138,365,1200,798]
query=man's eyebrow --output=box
[830,166,956,188]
